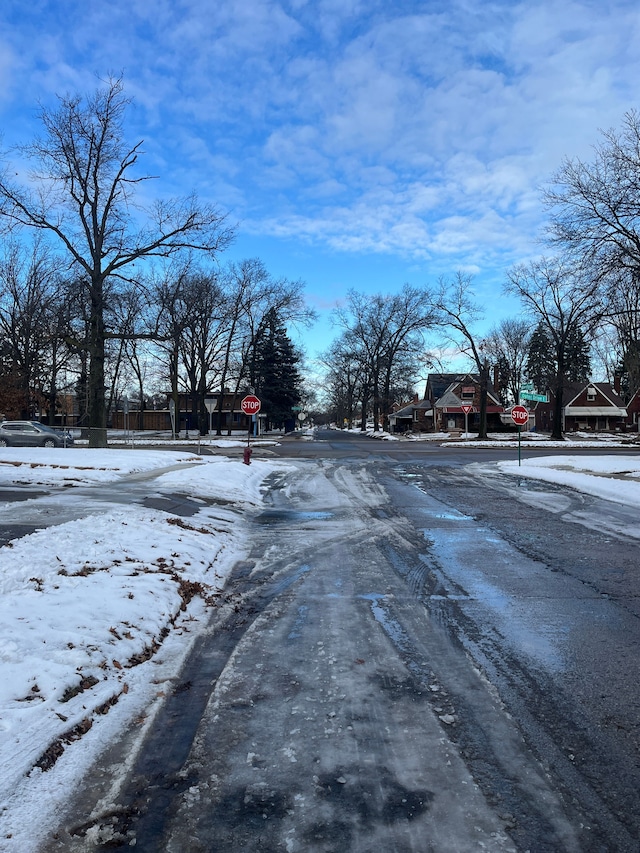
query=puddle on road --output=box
[427,510,473,521]
[253,509,335,524]
[360,593,410,651]
[427,536,567,673]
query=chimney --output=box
[493,365,499,388]
[614,374,621,395]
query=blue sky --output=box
[1,0,639,374]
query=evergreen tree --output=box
[525,322,555,391]
[525,320,590,389]
[618,340,640,400]
[495,353,511,405]
[564,322,591,382]
[252,309,302,430]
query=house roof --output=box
[563,381,627,409]
[427,373,503,409]
[437,389,465,409]
[392,399,433,419]
[426,373,473,400]
[560,381,628,417]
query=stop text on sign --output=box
[241,394,261,415]
[511,405,529,426]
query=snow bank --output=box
[0,449,293,851]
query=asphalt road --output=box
[39,432,640,851]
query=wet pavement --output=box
[22,436,640,851]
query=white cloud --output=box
[1,0,639,278]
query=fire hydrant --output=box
[243,446,252,465]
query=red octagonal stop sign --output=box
[241,394,261,415]
[511,404,529,426]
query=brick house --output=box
[111,392,255,433]
[626,388,640,431]
[388,395,434,432]
[531,381,628,432]
[425,373,505,433]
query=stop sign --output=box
[241,394,261,415]
[511,404,529,427]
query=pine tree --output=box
[564,322,591,381]
[525,322,554,391]
[619,341,640,399]
[495,353,511,405]
[525,320,590,389]
[252,309,302,430]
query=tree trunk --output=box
[47,376,57,426]
[169,345,180,439]
[88,279,108,448]
[198,371,208,435]
[477,361,489,440]
[360,392,368,431]
[551,380,565,439]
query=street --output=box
[43,431,640,851]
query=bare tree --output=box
[505,256,604,438]
[319,333,367,429]
[603,268,640,397]
[544,111,640,398]
[484,318,532,405]
[0,238,76,420]
[334,286,433,432]
[112,283,156,430]
[150,261,200,437]
[427,273,491,439]
[0,76,232,446]
[545,110,640,276]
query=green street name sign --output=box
[521,391,548,402]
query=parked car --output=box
[0,421,74,448]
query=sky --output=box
[1,0,639,374]
[1,438,640,849]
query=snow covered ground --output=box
[0,448,294,851]
[350,425,640,448]
[1,444,639,850]
[497,453,640,509]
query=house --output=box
[424,373,505,433]
[388,395,433,433]
[626,387,640,431]
[110,391,257,433]
[531,381,628,432]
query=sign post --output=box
[241,395,261,462]
[510,404,529,466]
[204,397,217,435]
[461,404,473,439]
[169,398,176,440]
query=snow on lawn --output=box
[498,454,640,509]
[0,447,206,486]
[0,448,292,851]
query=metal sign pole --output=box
[518,425,521,466]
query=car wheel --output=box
[44,439,56,448]
[0,438,7,447]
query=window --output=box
[587,387,596,401]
